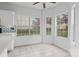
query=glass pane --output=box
[17,26,29,36]
[16,16,30,36]
[57,12,68,37]
[46,17,52,35]
[17,26,22,36]
[30,16,40,35]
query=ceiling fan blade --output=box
[43,3,46,8]
[50,2,56,4]
[33,2,39,5]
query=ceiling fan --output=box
[32,2,56,8]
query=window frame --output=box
[30,16,41,35]
[55,11,68,38]
[45,16,52,35]
[16,15,30,36]
[16,15,41,36]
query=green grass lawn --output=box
[46,28,51,35]
[17,29,68,37]
[17,29,40,36]
[57,30,68,37]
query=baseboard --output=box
[14,43,42,48]
[45,43,71,54]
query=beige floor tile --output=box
[8,44,70,57]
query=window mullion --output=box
[29,16,31,35]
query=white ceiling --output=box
[10,2,59,10]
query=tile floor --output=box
[8,44,71,57]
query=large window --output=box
[30,17,40,35]
[46,17,52,35]
[56,12,68,37]
[16,15,40,36]
[16,16,30,36]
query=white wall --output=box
[75,3,79,48]
[68,3,79,56]
[0,2,76,51]
[53,2,72,51]
[43,2,74,51]
[0,10,14,26]
[41,9,55,44]
[0,2,42,46]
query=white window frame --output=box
[16,15,41,36]
[29,16,41,36]
[55,11,68,39]
[45,16,52,36]
[70,3,76,46]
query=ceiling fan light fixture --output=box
[43,3,46,8]
[33,2,39,5]
[50,2,56,4]
[32,2,56,9]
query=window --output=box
[46,17,52,35]
[16,15,40,36]
[30,17,40,35]
[56,12,68,37]
[16,16,30,36]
